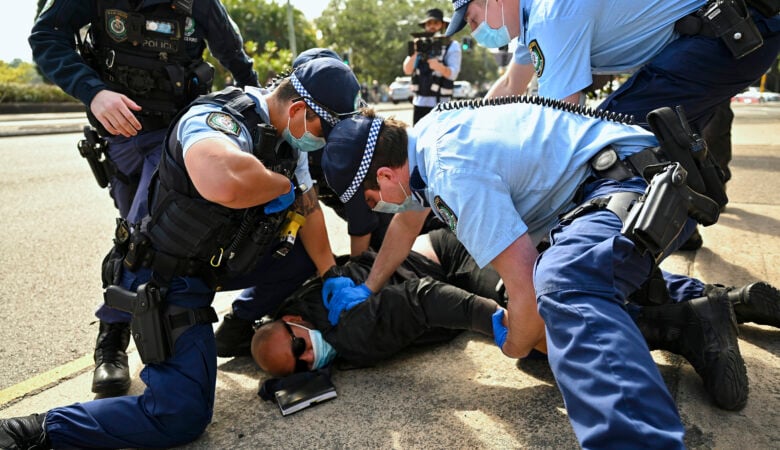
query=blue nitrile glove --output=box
[322,276,355,309]
[327,284,372,326]
[492,308,508,349]
[264,180,295,214]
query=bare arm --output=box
[364,209,429,293]
[485,62,536,98]
[184,138,291,209]
[490,233,547,358]
[296,189,337,276]
[403,55,417,75]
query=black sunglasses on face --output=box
[283,322,309,373]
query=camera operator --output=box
[403,8,462,124]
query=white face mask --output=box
[471,0,511,49]
[372,182,426,214]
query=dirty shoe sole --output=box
[733,282,780,328]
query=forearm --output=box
[485,62,535,99]
[491,234,546,357]
[402,55,416,75]
[364,210,428,292]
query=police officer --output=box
[0,57,359,449]
[446,0,780,248]
[29,0,260,397]
[404,8,462,124]
[317,101,780,447]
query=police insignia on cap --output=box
[528,40,544,78]
[206,112,240,136]
[433,195,458,232]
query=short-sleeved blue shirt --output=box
[513,0,705,99]
[409,102,658,267]
[177,86,313,191]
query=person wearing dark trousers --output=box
[29,0,260,397]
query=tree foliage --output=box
[315,0,498,87]
[208,0,318,89]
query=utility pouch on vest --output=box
[124,231,153,271]
[105,282,171,364]
[746,0,780,17]
[77,125,114,188]
[225,210,286,274]
[698,0,764,58]
[646,106,728,211]
[622,164,691,261]
[102,219,132,287]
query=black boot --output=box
[0,413,50,450]
[636,295,748,411]
[215,313,254,357]
[91,321,131,396]
[705,282,780,328]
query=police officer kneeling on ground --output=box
[0,57,359,449]
[318,99,780,448]
[29,0,260,398]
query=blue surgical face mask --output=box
[471,0,511,49]
[288,322,337,370]
[282,111,326,152]
[372,182,426,214]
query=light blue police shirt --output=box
[409,101,658,268]
[177,86,313,192]
[512,0,705,99]
[414,40,463,108]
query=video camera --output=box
[408,32,447,59]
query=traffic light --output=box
[341,52,350,66]
[461,37,473,52]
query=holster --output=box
[103,282,218,364]
[77,126,114,188]
[676,0,765,59]
[104,282,171,364]
[646,106,728,211]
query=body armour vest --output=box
[143,87,298,282]
[411,42,454,98]
[87,0,214,118]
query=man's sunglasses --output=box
[283,322,309,373]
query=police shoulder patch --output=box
[206,112,240,136]
[528,39,545,78]
[433,195,458,233]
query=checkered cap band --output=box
[289,73,339,126]
[453,0,471,10]
[340,117,383,203]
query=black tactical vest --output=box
[143,87,296,282]
[411,41,454,99]
[88,0,213,118]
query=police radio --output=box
[698,0,764,59]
